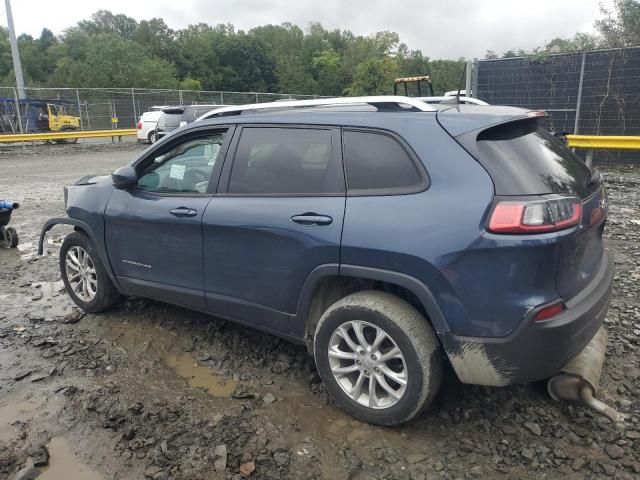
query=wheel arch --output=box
[297,264,449,352]
[39,218,120,288]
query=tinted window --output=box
[476,119,594,197]
[228,128,343,194]
[137,133,225,194]
[343,130,422,192]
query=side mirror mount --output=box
[112,166,138,189]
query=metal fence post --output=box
[12,87,23,134]
[465,61,472,97]
[179,89,183,105]
[85,102,91,131]
[471,58,479,98]
[585,150,593,167]
[255,92,259,103]
[131,88,137,127]
[75,88,84,131]
[573,52,586,135]
[220,92,224,104]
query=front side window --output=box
[342,130,423,193]
[228,127,343,195]
[137,133,225,194]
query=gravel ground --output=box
[0,143,638,480]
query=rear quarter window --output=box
[342,130,425,194]
[475,119,594,197]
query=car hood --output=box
[74,174,112,186]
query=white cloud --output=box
[3,0,611,59]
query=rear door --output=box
[104,128,230,309]
[202,125,345,336]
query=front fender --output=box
[38,217,119,288]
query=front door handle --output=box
[291,213,333,226]
[170,207,198,218]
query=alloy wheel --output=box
[327,320,407,409]
[65,246,98,302]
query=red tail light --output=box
[532,301,565,322]
[137,121,142,129]
[488,196,582,234]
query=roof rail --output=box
[196,95,437,121]
[418,96,489,106]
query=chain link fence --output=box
[0,87,325,134]
[473,46,640,164]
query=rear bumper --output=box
[156,127,176,139]
[440,251,614,386]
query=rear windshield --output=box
[476,119,594,197]
[157,113,182,128]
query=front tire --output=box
[54,127,79,144]
[148,130,157,144]
[5,227,18,248]
[314,291,443,426]
[60,231,120,313]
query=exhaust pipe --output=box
[547,327,624,423]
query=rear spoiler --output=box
[441,111,548,161]
[436,106,547,137]
[162,106,186,114]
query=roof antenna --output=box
[456,63,466,104]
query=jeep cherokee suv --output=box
[40,96,613,426]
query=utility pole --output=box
[5,0,25,99]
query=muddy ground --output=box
[0,142,639,480]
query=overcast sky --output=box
[3,0,612,59]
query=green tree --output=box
[428,59,465,95]
[251,23,316,94]
[312,49,343,95]
[77,10,139,38]
[50,33,177,88]
[596,0,640,47]
[347,57,398,96]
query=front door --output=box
[202,126,345,337]
[105,129,229,310]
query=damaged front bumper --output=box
[439,252,614,387]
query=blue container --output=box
[0,200,19,210]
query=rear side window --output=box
[476,119,594,197]
[342,130,423,193]
[228,127,343,195]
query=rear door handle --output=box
[291,213,333,226]
[170,207,198,218]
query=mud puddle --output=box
[0,393,44,442]
[39,437,104,480]
[166,351,238,397]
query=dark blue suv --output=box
[39,97,613,426]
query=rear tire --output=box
[313,291,443,426]
[60,231,120,313]
[148,130,157,144]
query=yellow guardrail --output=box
[566,135,640,150]
[0,129,137,143]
